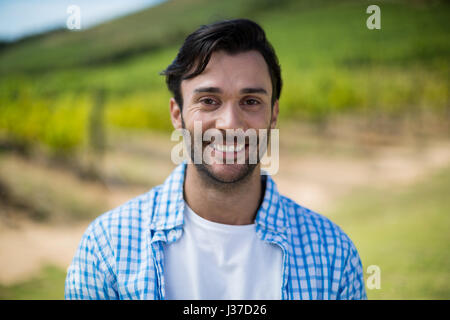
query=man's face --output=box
[171,50,279,184]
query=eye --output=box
[200,98,219,106]
[242,98,260,106]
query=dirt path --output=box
[276,140,450,213]
[0,138,449,285]
[0,218,89,285]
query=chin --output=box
[210,163,249,182]
[197,162,257,185]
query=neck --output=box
[183,164,263,225]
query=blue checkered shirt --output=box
[65,161,367,300]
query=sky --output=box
[0,0,164,41]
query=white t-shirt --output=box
[162,202,283,300]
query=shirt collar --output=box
[149,161,186,231]
[149,161,290,235]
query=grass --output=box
[0,265,66,300]
[330,166,450,299]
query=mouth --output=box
[210,142,245,153]
[205,142,248,162]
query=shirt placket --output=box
[256,227,290,300]
[149,228,183,300]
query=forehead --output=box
[181,50,272,95]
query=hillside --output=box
[0,0,285,73]
[0,0,448,155]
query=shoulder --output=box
[279,195,367,299]
[280,195,358,258]
[81,185,163,251]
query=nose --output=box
[215,103,246,131]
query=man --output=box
[65,19,366,300]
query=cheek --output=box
[246,108,272,129]
[184,111,215,132]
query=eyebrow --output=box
[193,87,268,95]
[193,87,222,94]
[240,87,268,95]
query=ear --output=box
[270,99,279,129]
[170,98,183,129]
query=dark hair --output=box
[161,19,282,109]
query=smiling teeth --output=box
[212,143,244,152]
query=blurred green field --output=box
[1,164,448,299]
[0,0,448,157]
[331,166,450,299]
[0,265,66,300]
